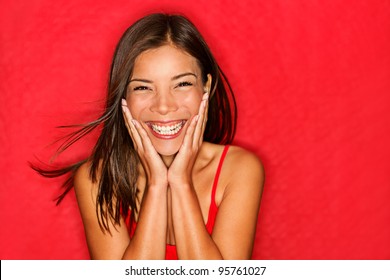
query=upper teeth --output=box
[151,121,184,135]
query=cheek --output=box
[126,97,144,119]
[181,92,203,113]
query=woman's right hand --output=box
[121,99,168,188]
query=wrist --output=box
[148,182,168,190]
[167,171,192,188]
[168,181,193,191]
[147,175,168,189]
[145,183,168,199]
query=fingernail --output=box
[121,99,127,106]
[203,93,209,100]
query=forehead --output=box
[132,45,201,78]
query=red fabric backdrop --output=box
[1,0,389,259]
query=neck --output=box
[161,154,175,167]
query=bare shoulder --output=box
[226,145,263,166]
[199,143,264,192]
[205,144,264,207]
[225,145,264,187]
[218,145,265,205]
[74,161,92,184]
[73,160,99,207]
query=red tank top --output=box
[128,145,230,260]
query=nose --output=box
[150,91,178,115]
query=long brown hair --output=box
[33,13,237,232]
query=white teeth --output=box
[151,121,184,135]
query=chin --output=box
[153,141,182,156]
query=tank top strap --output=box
[205,145,230,234]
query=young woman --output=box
[39,13,264,260]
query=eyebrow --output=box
[128,72,197,84]
[172,72,197,80]
[128,78,153,84]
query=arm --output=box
[168,93,264,259]
[170,147,264,259]
[210,148,264,259]
[74,100,171,259]
[74,162,168,260]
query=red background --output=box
[1,0,389,259]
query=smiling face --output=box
[126,44,210,156]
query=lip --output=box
[145,120,187,140]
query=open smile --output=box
[146,120,186,139]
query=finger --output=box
[133,120,161,159]
[121,100,158,158]
[121,99,144,151]
[200,93,209,140]
[180,115,199,150]
[192,93,208,147]
[121,102,134,138]
[133,120,157,153]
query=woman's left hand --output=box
[168,92,209,187]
